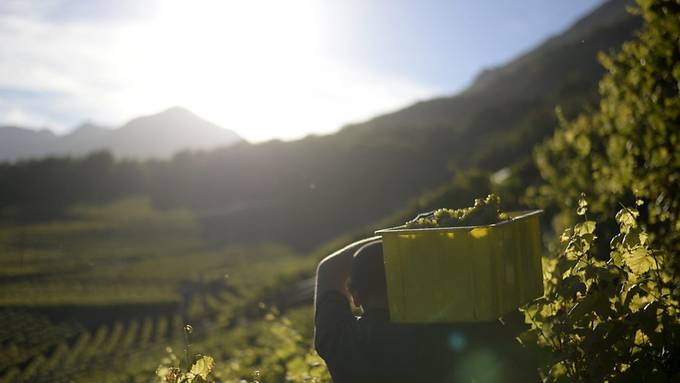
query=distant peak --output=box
[159,106,194,116]
[67,122,110,138]
[73,121,107,131]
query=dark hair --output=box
[349,240,387,303]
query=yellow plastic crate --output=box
[375,210,544,323]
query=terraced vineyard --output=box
[0,312,178,382]
[0,198,316,382]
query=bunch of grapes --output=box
[404,194,509,228]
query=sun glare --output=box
[102,0,433,142]
[114,1,334,141]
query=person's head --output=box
[348,240,388,311]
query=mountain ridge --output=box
[0,106,243,161]
[337,0,638,135]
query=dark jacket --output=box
[314,291,540,383]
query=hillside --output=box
[0,0,641,251]
[0,107,243,161]
[146,0,641,249]
[341,0,637,134]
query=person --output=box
[314,237,540,383]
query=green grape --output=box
[404,194,509,228]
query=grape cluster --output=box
[404,194,509,228]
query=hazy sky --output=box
[0,0,603,142]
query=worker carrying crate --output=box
[314,195,543,382]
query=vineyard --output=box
[0,198,316,382]
[0,0,678,382]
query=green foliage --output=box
[156,325,216,383]
[532,0,680,261]
[520,202,680,381]
[152,307,329,383]
[210,308,330,383]
[524,2,680,380]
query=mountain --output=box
[108,107,242,159]
[0,107,243,161]
[0,1,642,251]
[0,127,58,161]
[58,123,111,155]
[341,0,637,135]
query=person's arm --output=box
[314,236,381,306]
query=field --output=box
[0,198,319,382]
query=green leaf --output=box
[568,294,598,321]
[623,227,647,248]
[624,247,657,274]
[189,355,215,380]
[623,284,642,308]
[560,228,573,243]
[574,220,596,236]
[610,249,624,267]
[615,208,639,230]
[557,275,587,299]
[577,194,589,216]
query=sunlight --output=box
[115,0,329,141]
[104,0,433,141]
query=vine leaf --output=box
[624,247,656,275]
[615,208,639,230]
[574,220,596,236]
[190,355,215,380]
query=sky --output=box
[0,0,604,142]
